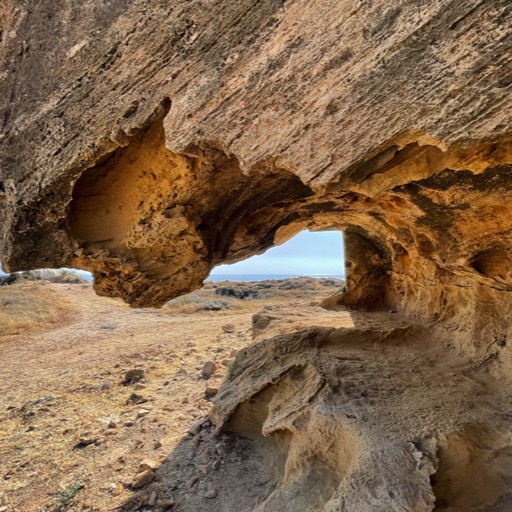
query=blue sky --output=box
[212,230,344,275]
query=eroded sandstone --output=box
[1,1,511,312]
[149,305,512,511]
[2,1,512,510]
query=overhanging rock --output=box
[1,1,511,313]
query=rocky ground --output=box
[3,277,511,512]
[0,278,342,512]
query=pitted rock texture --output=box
[2,2,512,510]
[150,304,512,512]
[0,0,512,312]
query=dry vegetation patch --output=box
[164,277,344,315]
[0,277,343,511]
[0,282,79,336]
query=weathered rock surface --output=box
[1,0,511,312]
[2,1,512,510]
[150,304,512,512]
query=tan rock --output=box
[205,386,219,400]
[77,432,100,446]
[2,1,511,317]
[188,418,206,436]
[138,459,158,473]
[160,498,174,509]
[108,482,124,496]
[131,470,155,489]
[147,490,157,506]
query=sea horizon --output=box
[207,273,344,282]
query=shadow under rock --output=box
[118,419,275,511]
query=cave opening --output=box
[208,230,345,282]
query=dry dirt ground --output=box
[0,278,341,512]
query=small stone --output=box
[124,420,135,427]
[197,463,209,474]
[131,470,156,489]
[198,448,213,463]
[148,490,157,506]
[153,439,163,450]
[413,451,423,461]
[212,460,221,470]
[107,419,118,429]
[78,432,100,446]
[201,361,218,380]
[188,418,206,435]
[134,383,146,390]
[126,392,148,405]
[0,506,7,512]
[222,323,236,333]
[205,386,219,399]
[205,489,218,499]
[108,482,124,496]
[160,498,174,508]
[216,443,231,456]
[138,459,158,472]
[137,408,150,418]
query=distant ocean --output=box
[207,274,344,282]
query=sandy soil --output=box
[0,280,339,512]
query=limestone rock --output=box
[131,470,156,489]
[77,432,101,446]
[138,459,158,473]
[2,2,512,510]
[0,0,511,315]
[188,418,207,436]
[199,305,512,511]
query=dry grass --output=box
[0,282,78,336]
[0,278,344,511]
[0,283,254,511]
[163,277,344,315]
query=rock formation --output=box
[1,1,512,510]
[156,307,512,511]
